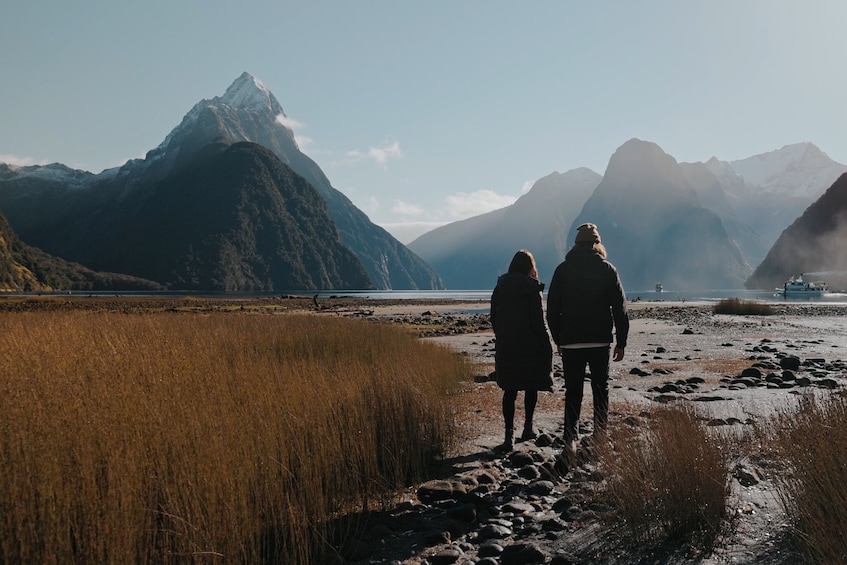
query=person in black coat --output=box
[546,223,629,462]
[490,250,554,450]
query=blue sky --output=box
[2,1,845,242]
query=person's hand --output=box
[613,347,625,362]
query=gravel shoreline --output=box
[356,300,847,564]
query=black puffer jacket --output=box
[546,245,629,349]
[490,273,553,391]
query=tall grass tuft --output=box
[599,404,731,554]
[713,298,773,315]
[0,312,470,564]
[761,394,847,563]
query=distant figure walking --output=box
[490,250,554,451]
[546,223,629,464]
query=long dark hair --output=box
[508,249,538,279]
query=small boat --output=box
[655,282,663,293]
[781,274,828,298]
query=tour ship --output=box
[780,274,828,298]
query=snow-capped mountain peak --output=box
[140,72,298,174]
[218,71,275,112]
[726,142,846,198]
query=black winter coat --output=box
[546,245,629,349]
[490,273,554,391]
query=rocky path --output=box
[342,303,847,564]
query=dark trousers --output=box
[562,346,610,443]
[502,390,538,431]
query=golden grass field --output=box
[0,307,471,564]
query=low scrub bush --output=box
[600,404,731,555]
[761,394,847,563]
[713,298,773,315]
[0,311,470,564]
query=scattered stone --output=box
[500,541,547,564]
[740,367,763,378]
[417,480,467,504]
[517,465,541,480]
[780,356,802,371]
[429,547,462,564]
[505,451,535,468]
[534,433,554,447]
[525,480,555,496]
[477,523,512,540]
[502,501,535,515]
[446,503,477,523]
[478,541,504,557]
[734,464,761,487]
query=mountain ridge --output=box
[409,168,601,287]
[0,73,442,291]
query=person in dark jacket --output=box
[546,223,629,461]
[490,250,554,450]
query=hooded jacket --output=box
[490,272,554,391]
[546,244,629,349]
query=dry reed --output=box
[0,311,470,564]
[599,404,731,554]
[762,394,847,564]
[713,298,773,316]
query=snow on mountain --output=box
[219,72,275,110]
[0,162,95,189]
[146,72,298,169]
[721,142,847,199]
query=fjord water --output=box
[310,288,847,304]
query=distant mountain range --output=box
[410,139,846,292]
[408,168,601,288]
[0,73,442,291]
[569,139,750,291]
[1,72,844,293]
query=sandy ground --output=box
[368,299,847,563]
[418,300,847,434]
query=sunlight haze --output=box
[1,1,844,243]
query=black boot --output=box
[520,421,537,441]
[499,428,513,451]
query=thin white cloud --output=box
[0,154,49,167]
[275,114,305,130]
[444,189,517,219]
[343,141,403,167]
[294,135,313,150]
[520,179,535,194]
[359,195,380,216]
[378,221,448,244]
[275,114,312,151]
[392,200,424,217]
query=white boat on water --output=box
[655,282,663,293]
[780,274,828,298]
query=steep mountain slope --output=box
[134,72,441,290]
[408,168,600,288]
[25,143,372,291]
[746,173,847,291]
[570,139,749,291]
[0,73,441,290]
[0,211,162,292]
[679,161,770,267]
